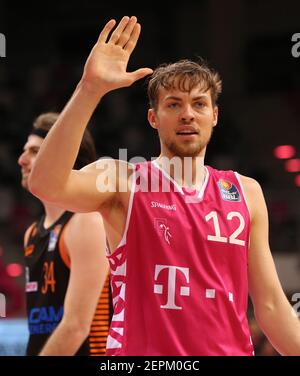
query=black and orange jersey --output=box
[24,211,111,356]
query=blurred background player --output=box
[18,112,111,355]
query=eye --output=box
[168,102,180,109]
[195,102,205,108]
[31,148,40,155]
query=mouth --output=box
[176,130,199,140]
[21,170,30,177]
[176,131,198,135]
[176,126,199,137]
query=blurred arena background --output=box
[0,0,299,355]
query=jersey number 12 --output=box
[205,211,245,246]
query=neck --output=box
[42,202,65,229]
[156,154,206,189]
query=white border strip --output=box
[151,159,184,194]
[197,166,210,200]
[234,172,251,219]
[117,165,136,249]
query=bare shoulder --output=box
[238,173,267,220]
[238,173,263,197]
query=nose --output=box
[18,151,28,167]
[180,104,194,123]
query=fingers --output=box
[123,23,141,54]
[97,19,116,43]
[129,68,154,83]
[97,16,143,56]
[115,16,138,47]
[101,16,140,50]
[109,16,133,44]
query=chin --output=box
[170,144,204,158]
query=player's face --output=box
[18,135,43,189]
[148,85,218,158]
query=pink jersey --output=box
[106,161,254,356]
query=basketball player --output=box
[18,113,110,355]
[28,17,300,355]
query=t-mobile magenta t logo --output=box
[154,265,190,310]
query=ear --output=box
[212,106,218,127]
[148,109,158,129]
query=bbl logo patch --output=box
[48,225,62,252]
[218,179,241,202]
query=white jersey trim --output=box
[116,165,136,249]
[151,159,209,199]
[151,159,184,194]
[234,172,251,219]
[196,166,209,200]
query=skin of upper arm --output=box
[51,159,116,213]
[53,158,133,215]
[241,175,287,310]
[59,211,109,332]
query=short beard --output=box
[162,129,213,158]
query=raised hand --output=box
[81,16,153,95]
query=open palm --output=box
[82,16,153,94]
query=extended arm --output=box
[39,212,109,355]
[29,16,152,213]
[243,176,300,355]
